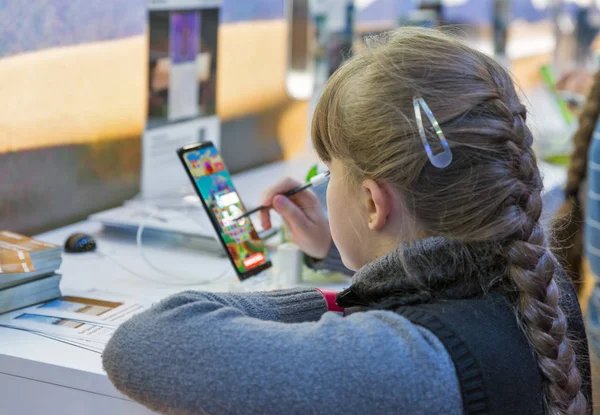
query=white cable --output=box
[135,210,232,286]
[95,206,233,287]
[97,249,231,287]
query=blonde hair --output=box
[313,28,585,414]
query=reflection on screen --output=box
[184,146,269,274]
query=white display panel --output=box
[141,116,220,198]
[143,2,220,198]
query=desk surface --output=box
[0,154,320,401]
[0,155,568,407]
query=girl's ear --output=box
[362,179,392,231]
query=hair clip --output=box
[413,97,453,169]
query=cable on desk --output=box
[89,200,238,286]
[96,207,232,286]
[135,210,232,286]
[98,245,232,287]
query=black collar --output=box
[336,237,508,308]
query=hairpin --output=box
[413,96,453,169]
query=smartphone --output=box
[177,142,272,280]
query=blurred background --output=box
[1,0,599,235]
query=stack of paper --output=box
[0,231,63,314]
[0,231,62,282]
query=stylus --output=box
[234,171,330,221]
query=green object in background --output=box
[543,154,571,166]
[540,65,574,126]
[301,265,351,285]
[306,164,319,183]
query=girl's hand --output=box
[259,177,332,259]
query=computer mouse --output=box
[64,233,97,253]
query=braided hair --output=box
[313,27,586,414]
[552,70,600,291]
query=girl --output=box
[103,28,592,414]
[552,70,600,293]
[552,69,600,372]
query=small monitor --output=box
[142,0,222,200]
[147,5,219,128]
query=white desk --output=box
[0,156,566,414]
[0,155,321,415]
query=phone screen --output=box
[178,143,271,278]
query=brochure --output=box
[0,293,151,352]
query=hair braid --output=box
[565,71,600,198]
[504,111,586,414]
[552,70,600,290]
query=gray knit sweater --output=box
[102,240,463,415]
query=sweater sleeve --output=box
[102,289,462,415]
[158,287,329,323]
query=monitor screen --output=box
[148,8,219,129]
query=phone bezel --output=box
[177,142,273,280]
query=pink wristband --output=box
[316,288,345,313]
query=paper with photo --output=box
[27,295,149,327]
[0,293,150,343]
[0,292,152,351]
[0,312,114,344]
